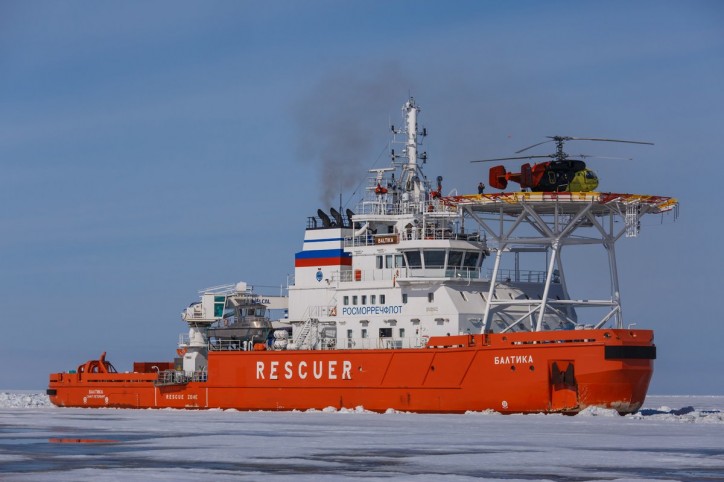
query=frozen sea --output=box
[0,392,722,481]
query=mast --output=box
[392,97,427,203]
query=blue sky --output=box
[1,1,722,393]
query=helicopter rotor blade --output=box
[471,155,552,163]
[576,154,634,161]
[564,137,654,146]
[514,140,554,154]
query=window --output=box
[399,328,405,339]
[376,256,383,269]
[395,254,405,268]
[361,329,368,339]
[428,292,434,303]
[463,252,480,268]
[380,294,386,304]
[385,255,393,268]
[347,329,353,339]
[214,296,225,317]
[448,250,463,268]
[402,293,408,304]
[370,294,376,305]
[343,296,349,305]
[379,328,392,338]
[361,295,367,305]
[424,250,446,269]
[405,250,422,269]
[352,296,358,305]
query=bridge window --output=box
[448,250,463,268]
[376,256,383,269]
[343,296,349,305]
[428,292,434,303]
[361,329,368,339]
[371,294,376,304]
[379,328,392,338]
[396,254,405,267]
[361,295,367,305]
[402,293,408,303]
[463,252,480,268]
[405,250,422,269]
[380,294,386,304]
[399,328,405,338]
[424,250,446,269]
[352,296,358,305]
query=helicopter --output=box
[472,136,653,192]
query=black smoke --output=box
[293,62,414,206]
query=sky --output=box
[1,1,723,393]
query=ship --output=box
[47,98,678,414]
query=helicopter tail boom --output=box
[489,163,536,191]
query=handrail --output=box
[154,369,207,386]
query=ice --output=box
[0,391,52,408]
[1,393,722,481]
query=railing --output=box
[336,266,548,283]
[356,199,458,217]
[319,336,425,350]
[489,268,549,284]
[344,230,484,247]
[208,340,263,351]
[154,370,207,386]
[339,267,484,282]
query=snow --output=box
[1,392,722,481]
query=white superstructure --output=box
[180,98,678,355]
[288,99,577,350]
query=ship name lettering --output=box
[256,360,352,381]
[494,355,534,365]
[342,305,403,316]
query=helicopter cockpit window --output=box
[585,171,597,179]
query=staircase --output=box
[292,318,319,349]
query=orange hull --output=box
[48,329,654,414]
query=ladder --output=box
[293,318,319,349]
